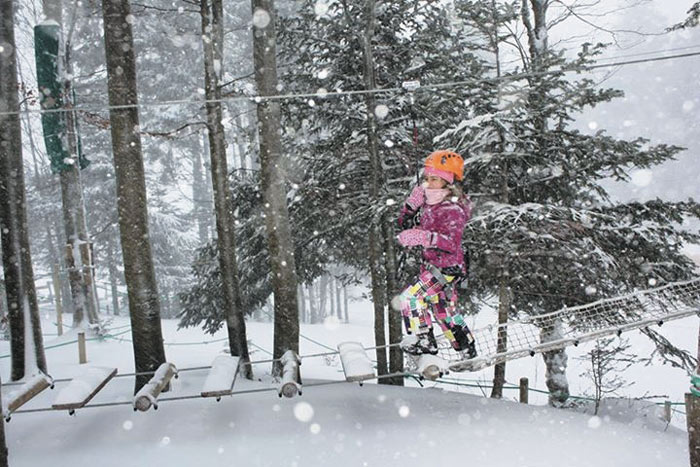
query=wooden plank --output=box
[337,342,375,383]
[52,367,117,412]
[2,373,53,420]
[201,356,240,399]
[416,354,448,381]
[278,350,302,398]
[133,363,177,412]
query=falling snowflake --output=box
[294,402,314,422]
[374,104,389,119]
[252,8,271,28]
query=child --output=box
[395,150,477,359]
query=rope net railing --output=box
[445,278,700,372]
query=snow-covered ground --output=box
[0,295,695,466]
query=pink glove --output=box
[397,229,434,248]
[405,185,426,210]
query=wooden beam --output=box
[133,363,177,412]
[278,350,302,398]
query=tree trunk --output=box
[308,281,317,324]
[0,376,7,467]
[101,0,167,393]
[201,0,252,378]
[491,276,510,398]
[488,0,511,399]
[251,0,300,376]
[329,276,335,318]
[59,169,89,326]
[523,0,569,407]
[383,219,403,385]
[541,320,570,406]
[0,0,47,380]
[193,136,209,245]
[319,275,328,319]
[335,279,342,321]
[49,218,74,313]
[358,0,388,377]
[237,113,248,170]
[298,284,306,323]
[343,286,349,323]
[106,235,121,316]
[63,49,98,325]
[34,14,93,328]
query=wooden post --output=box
[52,263,63,336]
[664,400,672,423]
[78,331,87,364]
[519,377,529,404]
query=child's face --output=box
[423,175,447,189]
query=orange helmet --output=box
[424,150,464,183]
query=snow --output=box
[252,9,271,29]
[0,300,696,466]
[0,378,688,467]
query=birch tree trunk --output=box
[201,0,252,378]
[101,0,167,393]
[251,0,300,376]
[359,0,388,378]
[0,0,47,380]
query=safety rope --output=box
[3,50,700,118]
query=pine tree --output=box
[439,0,700,406]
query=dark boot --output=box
[400,328,439,355]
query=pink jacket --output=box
[398,194,472,272]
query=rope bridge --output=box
[445,278,700,372]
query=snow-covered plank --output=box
[278,350,302,398]
[338,342,375,383]
[52,367,117,413]
[201,356,240,400]
[2,372,53,420]
[133,362,178,412]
